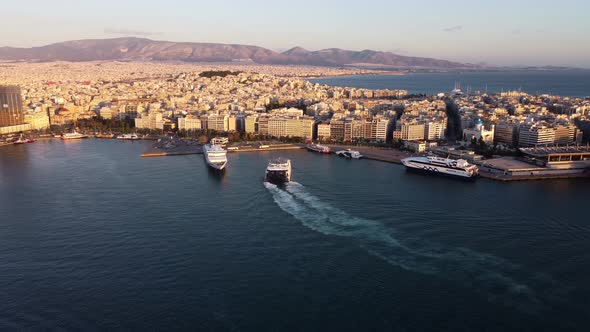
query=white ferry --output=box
[336,149,363,159]
[401,156,479,179]
[265,158,291,184]
[306,143,331,154]
[61,131,89,140]
[203,142,227,171]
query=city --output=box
[1,1,590,331]
[1,62,589,180]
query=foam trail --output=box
[266,182,564,312]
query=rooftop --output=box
[520,145,590,157]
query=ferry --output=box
[336,149,363,159]
[265,158,292,184]
[401,156,479,180]
[307,143,331,154]
[203,141,227,171]
[61,131,89,140]
[117,133,140,140]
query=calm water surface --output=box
[1,140,589,331]
[310,70,590,97]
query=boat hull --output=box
[403,165,478,181]
[205,161,227,171]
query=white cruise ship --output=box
[265,158,291,184]
[203,142,227,171]
[401,156,479,179]
[61,131,88,140]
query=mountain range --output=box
[0,37,474,68]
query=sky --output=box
[1,0,589,67]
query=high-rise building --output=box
[329,119,345,141]
[518,123,555,147]
[245,115,258,134]
[494,121,518,146]
[178,114,202,131]
[0,85,24,127]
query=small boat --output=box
[306,143,331,154]
[13,134,34,144]
[336,149,363,159]
[62,131,89,140]
[265,158,292,184]
[117,133,140,140]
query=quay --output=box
[326,145,411,164]
[325,145,590,182]
[227,144,304,153]
[141,141,303,157]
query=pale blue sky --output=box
[1,0,589,67]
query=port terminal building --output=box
[479,146,590,178]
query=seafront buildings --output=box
[0,62,588,151]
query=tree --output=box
[478,137,487,150]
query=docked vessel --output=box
[306,143,331,154]
[13,134,34,144]
[336,149,363,159]
[203,142,227,171]
[61,131,88,140]
[211,137,229,146]
[401,156,479,179]
[265,158,292,184]
[117,133,140,140]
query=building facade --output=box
[0,85,24,128]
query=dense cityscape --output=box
[2,0,590,330]
[1,61,589,180]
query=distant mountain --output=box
[0,37,474,68]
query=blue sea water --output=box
[1,140,589,331]
[309,70,590,97]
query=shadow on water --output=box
[264,181,570,314]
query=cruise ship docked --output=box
[401,156,479,179]
[203,142,227,171]
[306,143,331,154]
[265,158,291,184]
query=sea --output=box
[309,70,590,97]
[1,140,589,331]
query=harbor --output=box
[141,137,304,158]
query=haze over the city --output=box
[1,0,589,67]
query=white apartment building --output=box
[135,112,164,130]
[207,114,229,132]
[518,123,555,147]
[424,121,445,140]
[178,114,202,131]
